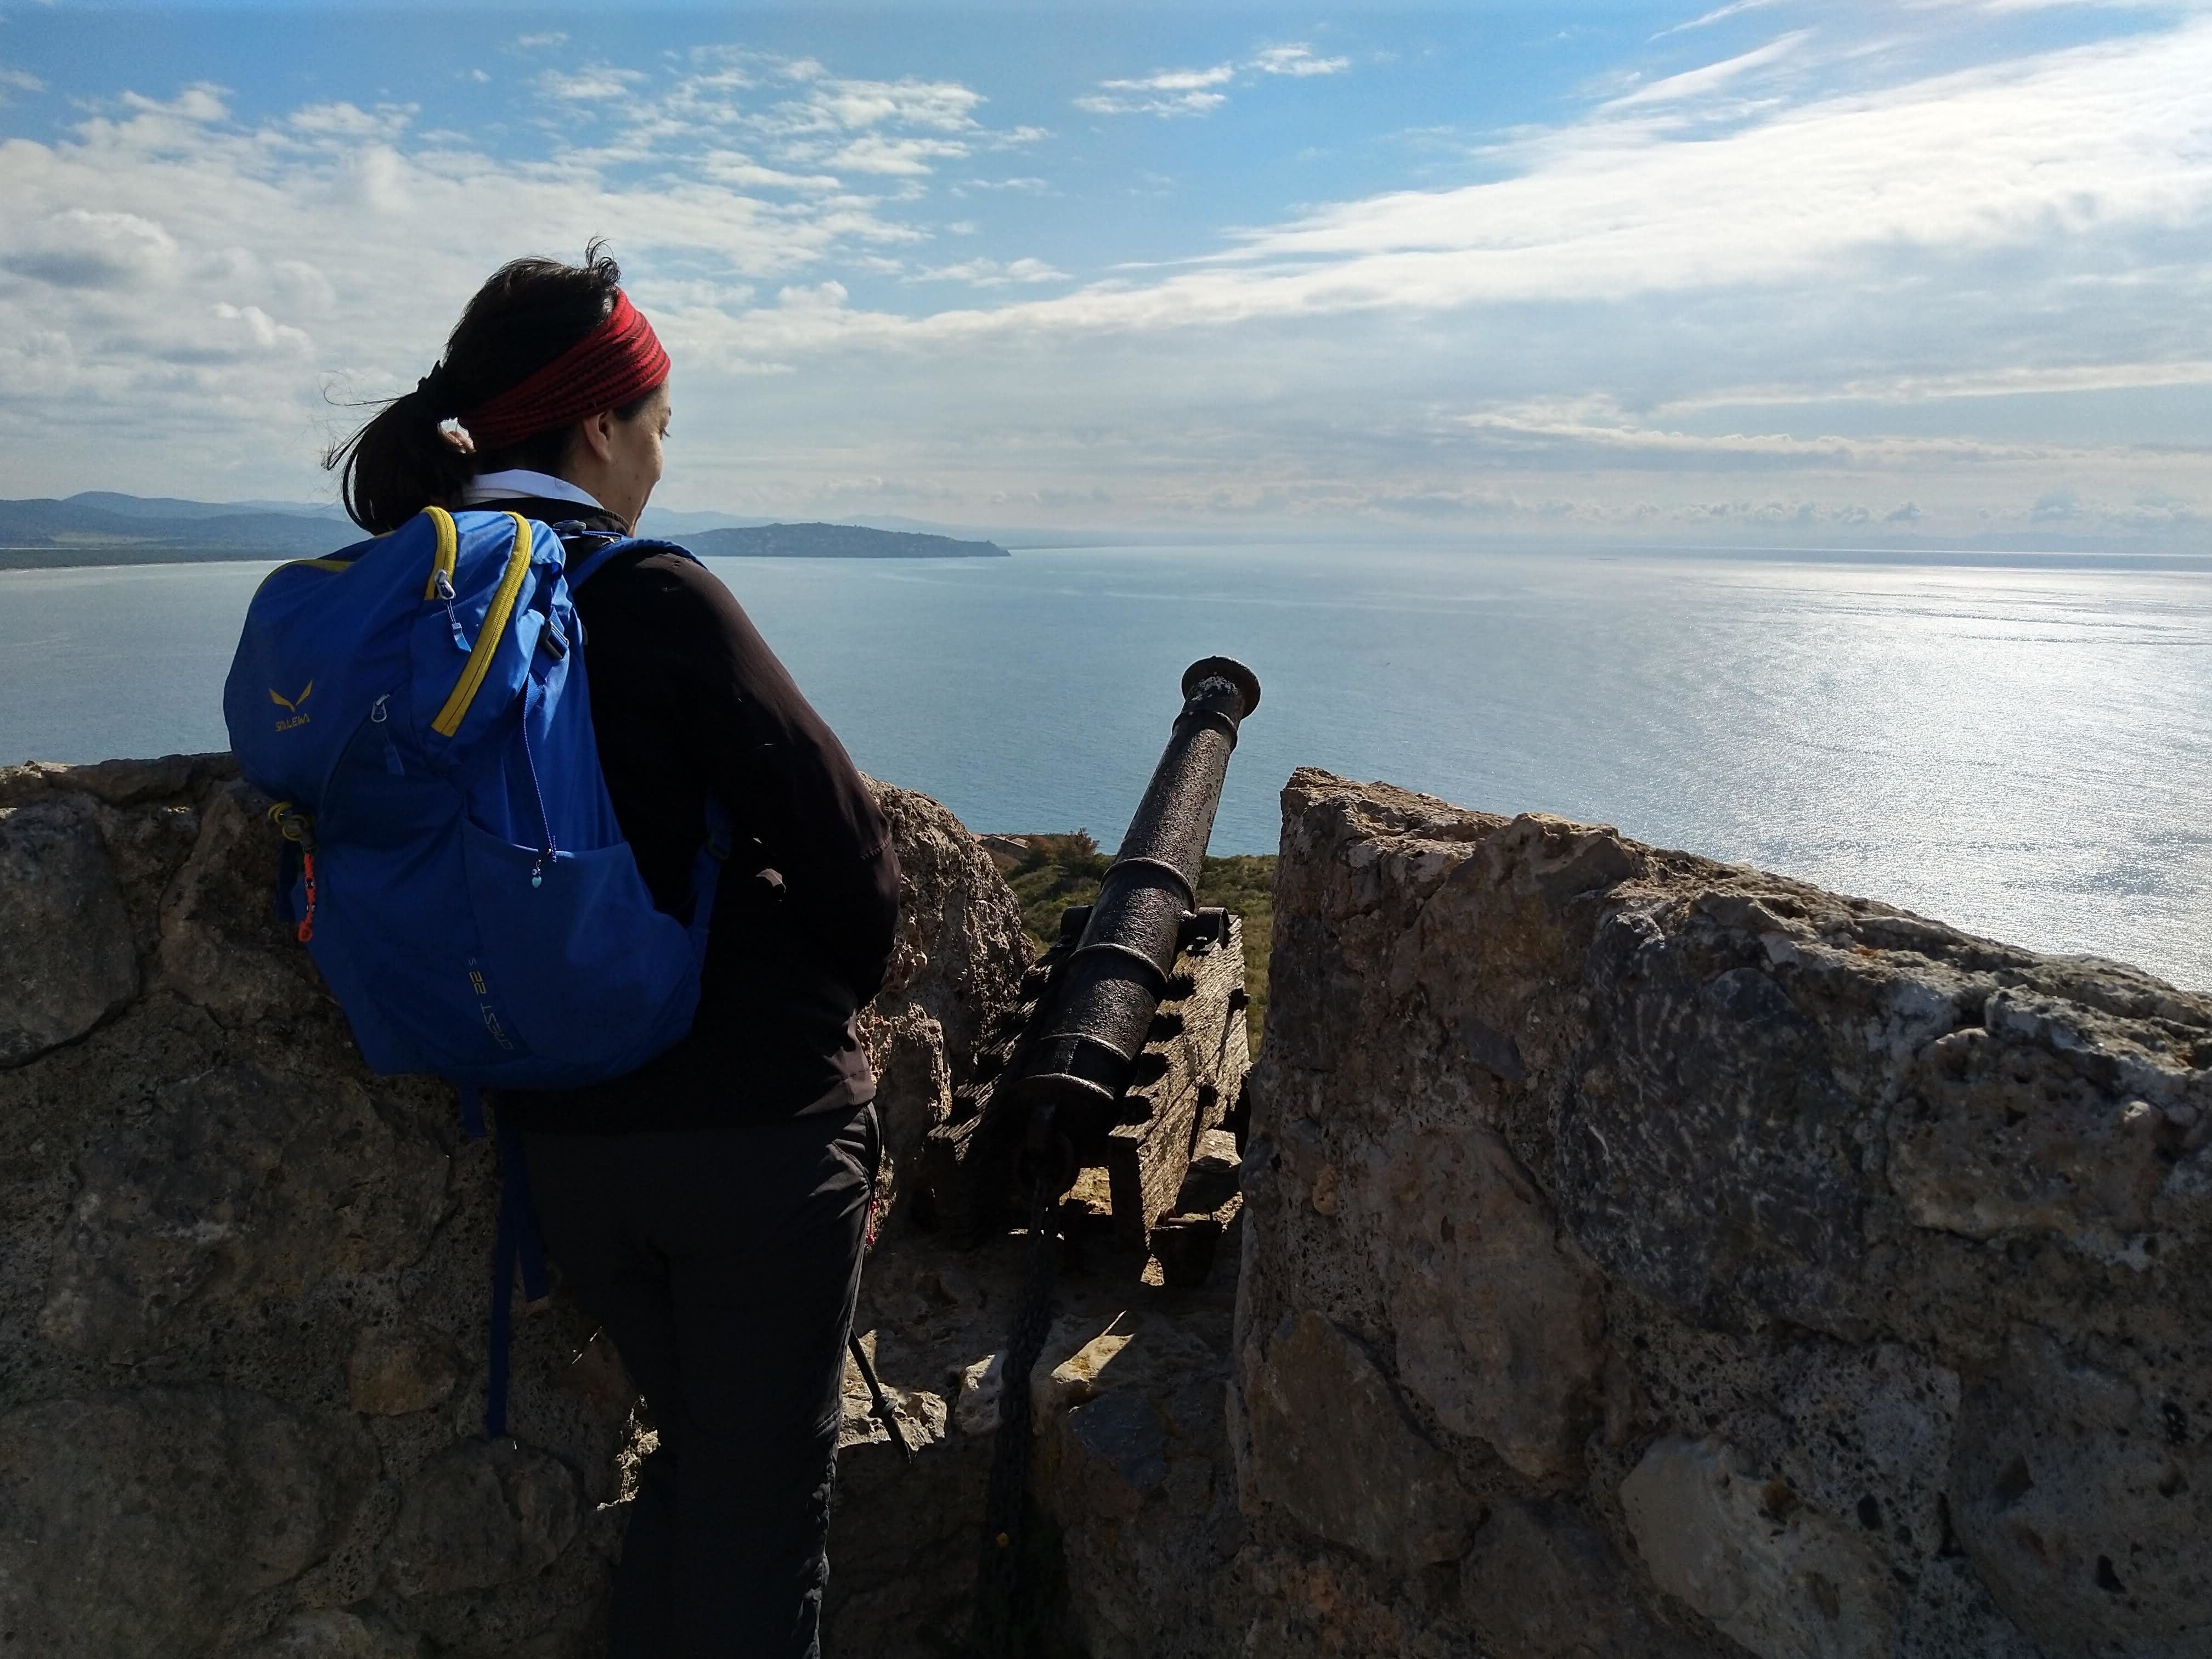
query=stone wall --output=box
[1231,769,2212,1659]
[0,754,1026,1658]
[12,751,2210,1658]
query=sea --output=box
[3,542,2207,992]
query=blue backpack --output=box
[224,504,725,1432]
[225,505,723,1088]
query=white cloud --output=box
[513,31,567,50]
[911,256,1066,286]
[750,73,985,142]
[1661,358,2212,410]
[1112,65,1237,92]
[821,133,969,176]
[600,19,2207,535]
[1452,396,2121,467]
[1252,45,1351,77]
[289,101,414,140]
[692,151,842,191]
[1653,0,1786,38]
[269,259,337,315]
[629,58,1002,183]
[3,207,179,289]
[810,77,982,132]
[1076,64,1234,119]
[209,302,312,357]
[0,65,45,101]
[538,65,647,103]
[1966,0,2212,10]
[1077,47,1349,117]
[1012,22,2212,321]
[1075,86,1228,119]
[121,84,229,123]
[1600,31,1810,109]
[775,279,849,309]
[0,66,959,489]
[1,26,2204,539]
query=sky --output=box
[0,0,2207,544]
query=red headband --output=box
[458,290,669,452]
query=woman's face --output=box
[572,381,671,530]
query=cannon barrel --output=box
[1010,656,1261,1167]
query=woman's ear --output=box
[574,408,618,465]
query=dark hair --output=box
[326,240,656,533]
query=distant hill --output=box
[0,494,1007,568]
[634,505,775,535]
[59,491,349,523]
[0,496,342,568]
[635,505,1102,546]
[685,522,1007,559]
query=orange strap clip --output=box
[297,851,318,943]
[267,802,319,944]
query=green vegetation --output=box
[999,833,1275,1051]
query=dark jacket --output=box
[492,498,900,1132]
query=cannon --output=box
[916,656,1261,1261]
[943,657,1261,1657]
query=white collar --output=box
[460,469,605,511]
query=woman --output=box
[329,245,899,1658]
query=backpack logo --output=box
[269,681,314,731]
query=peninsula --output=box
[683,522,1007,558]
[0,494,1009,568]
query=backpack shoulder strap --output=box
[557,528,702,591]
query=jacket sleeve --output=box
[656,557,901,1009]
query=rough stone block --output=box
[1723,1338,1963,1590]
[1559,944,1870,1330]
[1241,770,2212,1659]
[1622,1435,1898,1659]
[382,1439,583,1600]
[558,1326,640,1423]
[233,1610,425,1658]
[1240,1310,1479,1568]
[0,753,221,808]
[348,1322,464,1417]
[952,1351,1005,1437]
[1892,1014,2196,1246]
[1347,1123,1605,1486]
[1460,1497,1702,1658]
[39,1063,449,1358]
[862,1005,952,1220]
[156,782,322,1025]
[0,1386,375,1659]
[1951,1324,2212,1659]
[1061,1389,1172,1520]
[0,762,1035,1659]
[0,799,138,1066]
[857,780,1030,1232]
[1033,1318,1137,1426]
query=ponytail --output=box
[325,377,477,536]
[325,241,630,534]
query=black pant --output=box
[522,1102,878,1659]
